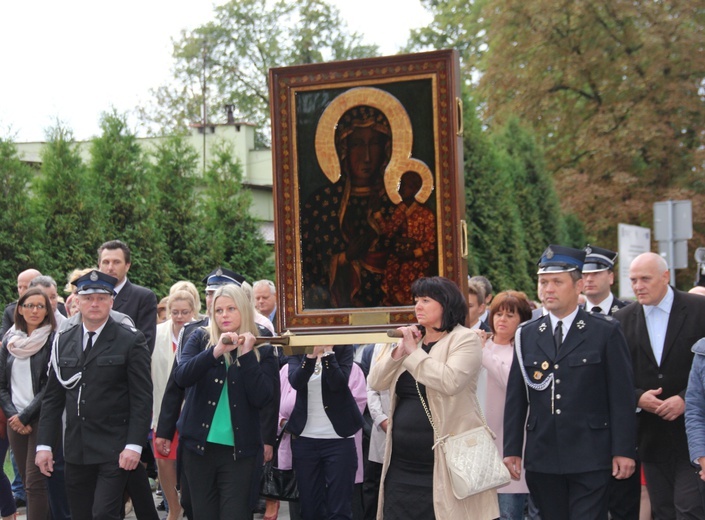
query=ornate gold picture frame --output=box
[269,49,466,334]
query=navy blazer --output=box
[504,308,636,473]
[112,279,157,352]
[174,327,278,460]
[287,346,364,439]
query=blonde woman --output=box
[174,285,279,519]
[152,288,198,520]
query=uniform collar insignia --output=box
[611,305,619,314]
[538,322,547,332]
[576,320,586,329]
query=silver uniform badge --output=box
[538,323,547,332]
[576,320,586,329]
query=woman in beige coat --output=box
[368,276,499,519]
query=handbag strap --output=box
[415,379,495,451]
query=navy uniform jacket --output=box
[38,318,153,465]
[504,308,636,474]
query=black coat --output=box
[613,289,705,462]
[38,318,153,465]
[112,279,157,352]
[504,308,637,473]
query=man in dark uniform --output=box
[503,245,637,520]
[97,239,159,519]
[582,245,628,315]
[35,271,152,520]
[582,245,639,519]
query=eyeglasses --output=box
[170,310,193,317]
[22,303,46,311]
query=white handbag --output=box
[417,381,511,499]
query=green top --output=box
[207,360,235,447]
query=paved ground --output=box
[15,495,291,519]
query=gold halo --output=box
[314,87,433,204]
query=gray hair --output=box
[253,279,276,295]
[29,275,58,290]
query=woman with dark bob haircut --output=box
[368,276,499,519]
[480,291,533,519]
[0,287,57,519]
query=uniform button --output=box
[202,423,206,427]
[214,378,219,383]
[554,364,559,369]
[533,361,538,365]
[582,358,587,363]
[556,409,561,415]
[81,417,85,421]
[657,374,664,379]
[555,379,561,384]
[81,400,86,404]
[556,394,561,399]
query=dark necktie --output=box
[592,306,603,314]
[554,321,563,355]
[84,331,96,360]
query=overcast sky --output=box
[0,0,432,143]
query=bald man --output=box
[0,268,41,338]
[689,286,705,297]
[614,253,705,519]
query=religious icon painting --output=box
[269,50,466,333]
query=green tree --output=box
[0,138,42,304]
[491,117,571,271]
[139,0,378,144]
[32,123,103,282]
[477,0,705,252]
[200,142,273,281]
[89,111,174,294]
[463,96,534,295]
[150,135,210,284]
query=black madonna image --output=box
[300,87,438,309]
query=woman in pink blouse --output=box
[481,290,533,520]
